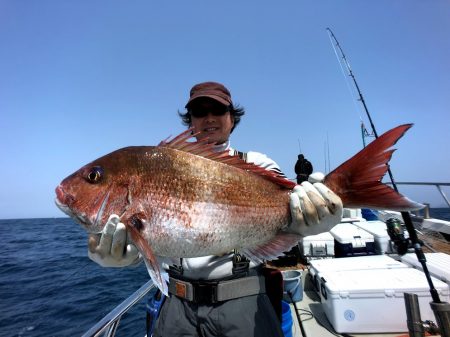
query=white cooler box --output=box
[309,255,408,294]
[401,252,450,289]
[353,220,393,254]
[300,232,335,260]
[341,207,364,221]
[319,268,449,333]
[330,223,376,257]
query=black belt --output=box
[168,275,266,304]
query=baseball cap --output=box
[185,81,232,108]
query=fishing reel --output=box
[386,217,410,255]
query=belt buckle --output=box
[175,280,188,299]
[194,282,218,304]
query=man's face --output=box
[189,98,234,145]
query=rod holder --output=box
[404,293,425,337]
[430,301,450,337]
[423,203,431,218]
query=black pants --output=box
[152,293,284,337]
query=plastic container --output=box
[281,300,293,337]
[353,220,392,254]
[281,270,303,302]
[361,208,379,220]
[319,268,449,333]
[342,207,363,219]
[401,252,450,288]
[330,223,375,257]
[300,232,334,259]
[309,255,408,293]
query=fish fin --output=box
[241,232,302,264]
[324,124,423,211]
[142,258,169,296]
[159,129,296,189]
[125,219,169,295]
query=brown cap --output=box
[185,81,232,108]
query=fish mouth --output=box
[54,197,71,216]
[54,185,111,234]
[55,185,65,203]
[55,185,73,216]
[55,197,91,228]
[55,185,93,230]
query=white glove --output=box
[289,172,343,237]
[88,214,141,267]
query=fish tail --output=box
[324,124,423,211]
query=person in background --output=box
[295,153,313,184]
[88,81,343,337]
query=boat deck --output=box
[288,269,441,337]
[274,225,450,337]
[419,228,450,255]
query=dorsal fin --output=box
[159,129,296,189]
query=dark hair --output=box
[178,104,245,133]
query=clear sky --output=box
[1,1,449,219]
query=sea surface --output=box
[1,208,450,337]
[0,218,149,337]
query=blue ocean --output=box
[1,209,450,337]
[0,218,149,337]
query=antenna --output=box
[361,120,375,148]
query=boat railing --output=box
[386,181,450,208]
[81,279,155,337]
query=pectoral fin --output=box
[124,215,169,295]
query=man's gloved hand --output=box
[289,172,343,237]
[88,214,141,267]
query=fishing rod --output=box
[326,27,442,304]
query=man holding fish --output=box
[87,82,344,336]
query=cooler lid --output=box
[310,255,407,273]
[401,253,450,283]
[302,231,334,242]
[353,220,390,239]
[321,268,449,295]
[330,223,374,243]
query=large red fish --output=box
[55,124,420,294]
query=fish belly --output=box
[142,199,290,258]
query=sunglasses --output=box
[189,105,230,118]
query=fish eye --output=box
[86,166,103,184]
